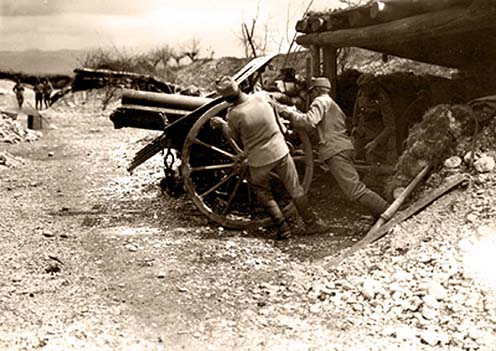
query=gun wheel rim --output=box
[182,102,314,229]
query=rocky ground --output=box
[0,80,495,351]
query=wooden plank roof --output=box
[295,0,496,69]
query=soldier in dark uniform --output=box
[12,79,25,109]
[352,75,397,164]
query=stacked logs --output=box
[72,68,181,94]
[296,0,472,34]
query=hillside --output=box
[0,49,87,75]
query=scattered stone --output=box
[466,213,478,223]
[421,305,438,320]
[444,156,462,168]
[0,113,42,143]
[48,152,54,157]
[42,230,55,238]
[125,244,138,252]
[45,263,61,274]
[473,154,495,173]
[420,329,440,346]
[309,303,321,314]
[361,278,377,299]
[422,295,439,309]
[427,282,448,300]
[394,325,417,341]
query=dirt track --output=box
[2,84,495,351]
[0,85,372,350]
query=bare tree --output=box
[237,1,270,58]
[147,45,174,70]
[170,48,186,67]
[182,38,202,62]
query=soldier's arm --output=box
[277,97,328,130]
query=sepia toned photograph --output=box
[1,0,496,350]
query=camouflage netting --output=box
[390,104,474,189]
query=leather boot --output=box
[293,195,329,234]
[264,199,291,240]
[357,190,389,218]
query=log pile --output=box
[72,68,196,95]
[296,0,472,34]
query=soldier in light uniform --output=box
[211,76,328,239]
[278,77,389,218]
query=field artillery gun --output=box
[110,56,314,229]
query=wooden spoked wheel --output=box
[182,102,314,229]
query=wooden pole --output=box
[322,46,337,99]
[305,55,312,110]
[310,45,321,77]
[367,164,430,234]
[323,173,467,269]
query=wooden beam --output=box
[308,16,325,32]
[296,5,496,50]
[322,47,337,99]
[310,45,321,77]
[370,0,471,19]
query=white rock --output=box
[361,278,377,299]
[468,326,483,340]
[444,156,462,168]
[474,155,495,173]
[403,296,422,312]
[393,270,413,282]
[422,295,439,309]
[395,325,417,341]
[420,329,440,346]
[309,303,321,314]
[421,305,438,320]
[126,244,138,252]
[427,282,448,300]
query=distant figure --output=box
[41,78,53,109]
[12,79,25,109]
[34,79,44,110]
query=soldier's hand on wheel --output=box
[210,117,226,129]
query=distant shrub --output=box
[78,46,181,82]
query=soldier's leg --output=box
[326,150,388,218]
[250,163,291,239]
[275,155,329,234]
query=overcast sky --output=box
[0,0,343,57]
